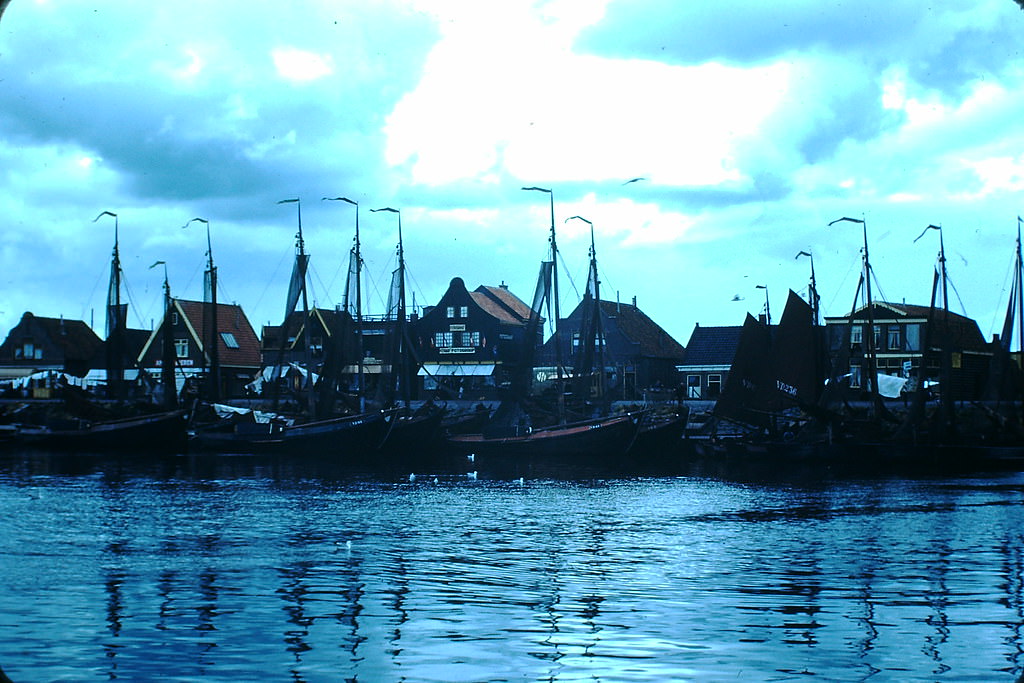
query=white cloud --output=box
[271,47,334,82]
[384,7,793,189]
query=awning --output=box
[418,363,496,377]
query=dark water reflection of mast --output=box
[277,560,314,678]
[103,565,126,678]
[1000,534,1024,672]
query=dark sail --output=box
[770,290,824,410]
[713,313,773,431]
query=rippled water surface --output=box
[2,450,1024,681]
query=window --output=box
[850,325,862,345]
[20,341,34,360]
[459,306,468,318]
[220,332,239,349]
[446,306,455,318]
[435,332,453,348]
[707,374,722,397]
[175,339,189,358]
[905,324,921,351]
[873,325,882,349]
[687,375,701,399]
[849,364,862,388]
[171,312,179,325]
[888,326,900,351]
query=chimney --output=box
[632,296,637,308]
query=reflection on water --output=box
[2,450,1024,680]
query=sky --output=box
[3,0,1024,349]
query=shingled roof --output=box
[471,285,532,325]
[678,324,744,366]
[596,299,686,359]
[138,299,262,367]
[827,301,988,352]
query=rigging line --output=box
[252,246,291,323]
[947,277,968,318]
[120,271,147,330]
[867,263,889,306]
[181,258,203,302]
[987,249,1016,338]
[405,265,427,316]
[557,248,580,302]
[320,245,346,302]
[308,261,331,310]
[363,259,390,317]
[824,254,859,315]
[80,268,106,330]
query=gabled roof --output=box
[139,299,262,367]
[471,285,532,325]
[679,324,744,367]
[595,300,686,359]
[261,308,340,350]
[825,301,987,351]
[0,312,103,362]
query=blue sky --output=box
[2,0,1024,347]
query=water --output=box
[2,450,1024,681]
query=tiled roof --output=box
[596,300,686,359]
[175,300,262,366]
[17,313,103,362]
[471,285,532,325]
[826,301,987,352]
[679,324,744,366]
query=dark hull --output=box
[693,435,1024,476]
[15,410,189,453]
[191,411,388,458]
[448,413,641,460]
[378,409,444,454]
[630,411,689,454]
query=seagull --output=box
[467,471,478,480]
[408,473,416,483]
[467,453,475,463]
[622,177,646,185]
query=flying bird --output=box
[622,177,646,185]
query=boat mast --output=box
[326,196,365,411]
[523,187,564,418]
[372,207,407,408]
[278,198,315,416]
[567,215,605,401]
[150,260,178,409]
[829,216,883,413]
[95,210,124,400]
[186,217,219,403]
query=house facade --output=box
[823,301,989,399]
[675,324,744,400]
[413,277,534,400]
[138,299,261,400]
[0,312,105,395]
[539,298,687,401]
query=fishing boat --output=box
[367,206,444,454]
[448,412,640,459]
[190,198,387,458]
[444,189,641,462]
[15,409,189,452]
